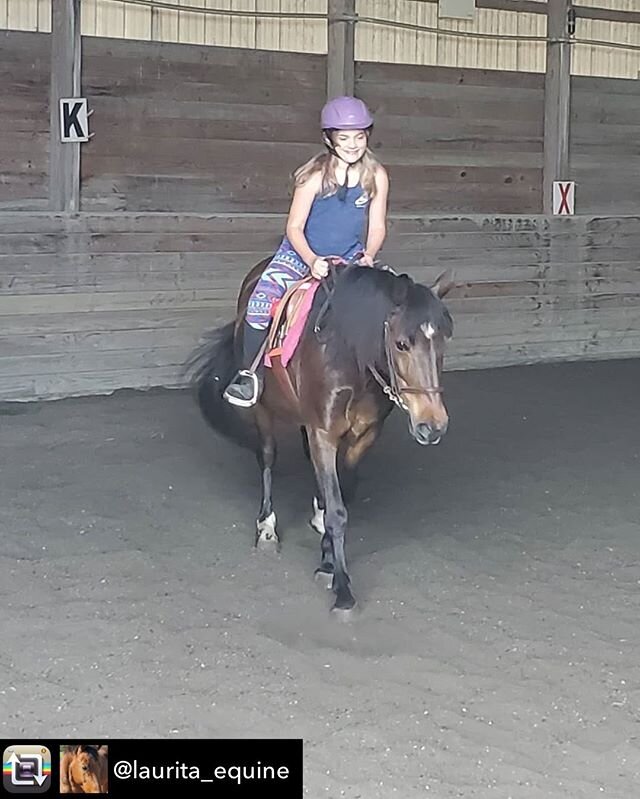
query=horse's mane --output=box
[312,266,453,374]
[63,744,104,759]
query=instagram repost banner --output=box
[2,739,302,797]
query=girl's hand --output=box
[311,257,329,280]
[358,252,375,267]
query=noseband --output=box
[368,321,443,413]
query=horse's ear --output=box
[391,273,412,305]
[431,269,455,299]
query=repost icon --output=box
[2,745,51,794]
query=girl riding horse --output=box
[223,95,389,407]
[190,96,455,617]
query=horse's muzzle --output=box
[411,420,448,446]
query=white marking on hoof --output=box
[310,497,325,535]
[256,511,279,549]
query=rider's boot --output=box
[223,322,269,407]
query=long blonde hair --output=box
[293,150,381,199]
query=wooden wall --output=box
[80,37,325,213]
[0,213,283,400]
[2,31,639,217]
[0,31,49,210]
[383,215,640,369]
[358,60,640,216]
[1,212,638,401]
[79,43,546,215]
[357,61,545,215]
[571,75,640,215]
[0,32,638,401]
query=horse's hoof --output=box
[256,538,280,555]
[256,512,279,552]
[330,603,358,623]
[309,519,324,536]
[314,569,334,590]
[255,535,280,554]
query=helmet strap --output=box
[322,130,370,165]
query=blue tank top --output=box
[304,184,370,258]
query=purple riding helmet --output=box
[320,96,374,131]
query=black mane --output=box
[310,266,453,374]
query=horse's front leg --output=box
[254,406,279,552]
[307,428,355,617]
[340,423,382,502]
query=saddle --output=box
[264,277,321,368]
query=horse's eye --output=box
[396,340,410,352]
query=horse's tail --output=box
[184,322,256,451]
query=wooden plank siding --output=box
[357,60,640,216]
[80,36,326,212]
[357,60,545,214]
[570,75,640,214]
[2,31,637,217]
[1,212,639,401]
[0,31,50,210]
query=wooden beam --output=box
[574,5,640,25]
[419,0,640,25]
[49,0,81,213]
[480,0,640,25]
[412,0,546,12]
[476,0,547,14]
[327,0,355,100]
[543,0,572,215]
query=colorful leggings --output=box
[246,238,309,330]
[246,237,362,330]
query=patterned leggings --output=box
[246,238,309,330]
[246,237,362,330]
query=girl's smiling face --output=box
[331,130,368,163]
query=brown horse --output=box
[188,259,454,617]
[59,745,108,793]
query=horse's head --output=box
[66,745,107,793]
[319,265,454,445]
[384,270,454,445]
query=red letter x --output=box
[558,183,572,214]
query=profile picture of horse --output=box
[59,744,108,793]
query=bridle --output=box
[368,320,443,413]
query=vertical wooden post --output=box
[50,0,82,212]
[543,0,572,214]
[150,5,160,40]
[327,0,356,100]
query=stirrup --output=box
[223,369,260,408]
